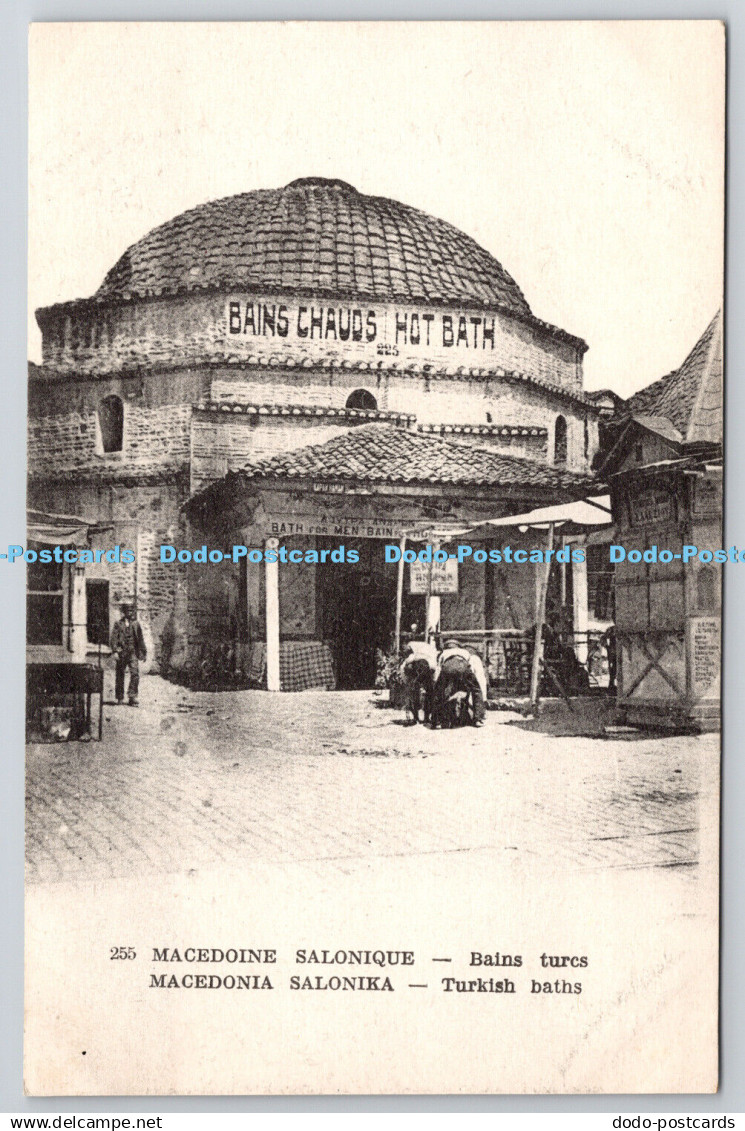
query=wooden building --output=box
[600,312,723,730]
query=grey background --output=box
[1,0,741,1114]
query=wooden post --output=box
[572,541,589,664]
[425,539,441,640]
[529,522,554,711]
[394,535,406,655]
[69,563,87,661]
[426,596,441,640]
[265,537,280,691]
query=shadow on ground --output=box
[500,696,694,741]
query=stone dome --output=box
[95,177,532,315]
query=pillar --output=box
[426,595,441,640]
[572,544,589,664]
[265,537,281,691]
[69,563,87,661]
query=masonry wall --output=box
[28,403,192,478]
[27,477,189,671]
[38,292,584,390]
[207,374,591,469]
[189,415,370,494]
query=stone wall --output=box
[38,291,584,390]
[27,477,189,671]
[28,403,192,478]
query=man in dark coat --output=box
[110,603,147,706]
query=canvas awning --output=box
[462,495,613,536]
[27,509,93,546]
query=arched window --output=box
[346,389,378,411]
[554,415,567,467]
[98,395,124,453]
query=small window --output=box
[27,550,64,645]
[86,579,110,645]
[554,415,568,467]
[346,389,377,411]
[98,395,124,453]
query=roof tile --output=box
[235,422,590,491]
[94,178,534,316]
[625,312,722,444]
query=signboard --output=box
[630,487,674,528]
[225,295,578,386]
[409,558,459,595]
[227,297,501,356]
[265,514,413,540]
[690,616,721,700]
[693,475,723,516]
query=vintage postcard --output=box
[24,21,724,1094]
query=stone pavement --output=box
[25,675,719,885]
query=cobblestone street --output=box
[25,675,719,886]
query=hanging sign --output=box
[409,559,459,595]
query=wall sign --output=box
[224,294,578,388]
[265,515,413,540]
[630,487,673,528]
[690,616,721,700]
[409,559,459,595]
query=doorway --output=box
[316,537,397,689]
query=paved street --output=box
[25,675,719,886]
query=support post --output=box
[529,522,554,711]
[426,596,441,640]
[425,540,441,640]
[394,535,406,655]
[572,540,589,664]
[265,537,281,691]
[69,563,87,661]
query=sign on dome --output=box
[225,295,543,373]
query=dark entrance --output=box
[316,537,397,689]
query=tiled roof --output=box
[94,178,532,316]
[233,423,590,491]
[624,312,722,444]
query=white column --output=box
[265,537,281,691]
[69,564,87,661]
[572,544,589,664]
[426,595,441,639]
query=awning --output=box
[463,495,613,536]
[27,509,93,546]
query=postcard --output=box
[24,20,724,1094]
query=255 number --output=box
[110,946,136,960]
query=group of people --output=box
[399,635,487,729]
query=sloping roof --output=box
[94,178,532,314]
[630,414,683,444]
[624,311,722,444]
[231,423,591,491]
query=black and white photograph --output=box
[23,20,723,1095]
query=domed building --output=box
[28,177,599,688]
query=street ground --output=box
[25,674,718,886]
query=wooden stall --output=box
[609,458,722,731]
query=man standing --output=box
[110,603,147,706]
